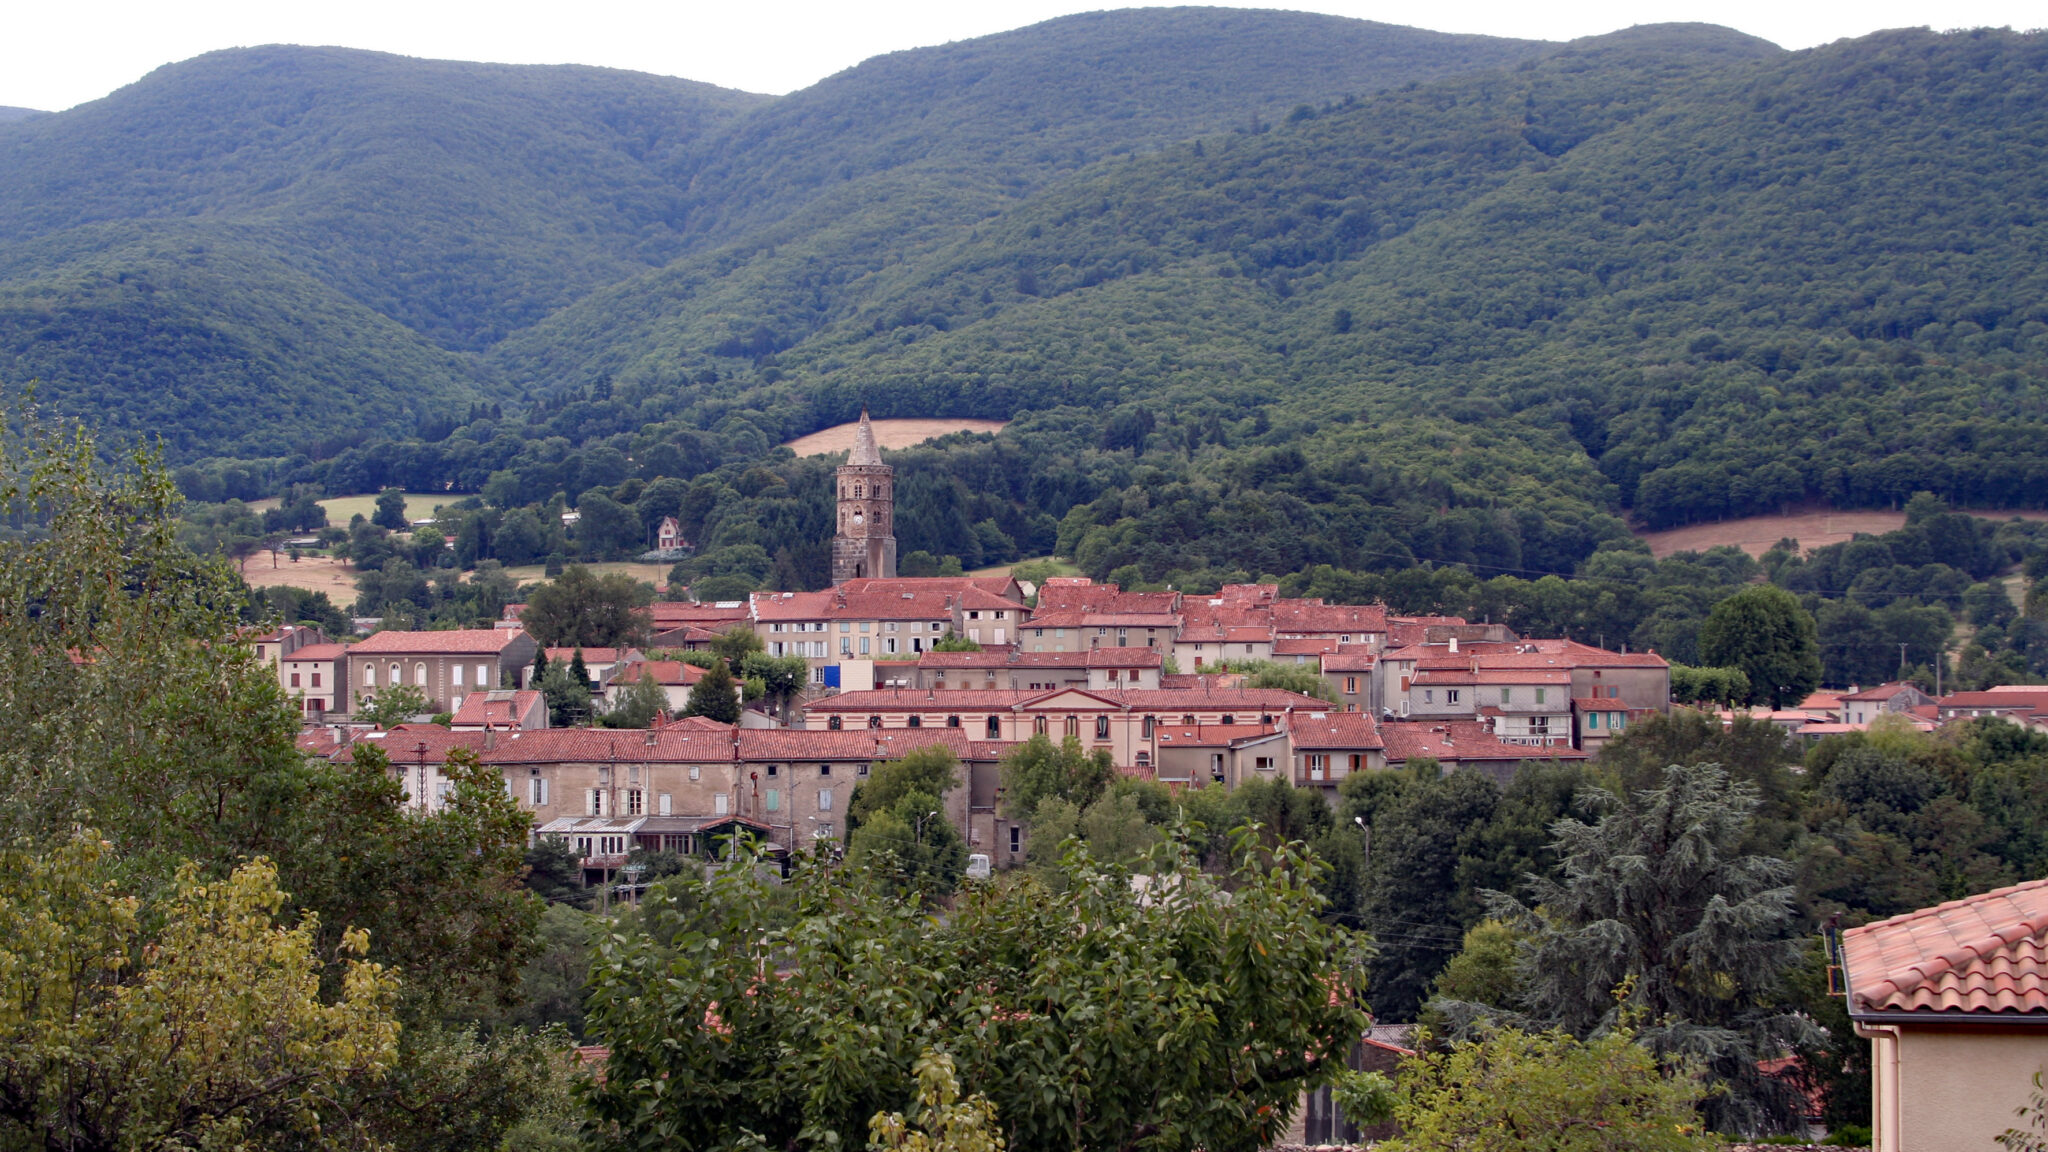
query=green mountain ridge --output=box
[5,10,2047,588]
[0,10,1557,456]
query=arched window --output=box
[1033,716,1048,736]
[828,715,843,730]
[1142,715,1155,738]
[415,663,428,688]
[908,715,923,728]
[1064,716,1079,738]
[1220,714,1236,726]
[390,663,402,686]
[1181,714,1195,726]
[363,663,376,688]
[854,483,864,499]
[867,715,882,729]
[985,716,1001,739]
[1136,751,1151,769]
[1094,715,1110,740]
[946,715,961,728]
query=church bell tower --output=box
[832,409,896,583]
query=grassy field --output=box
[784,418,1007,456]
[245,490,462,523]
[1636,507,2048,558]
[494,560,674,590]
[968,556,1081,579]
[240,554,360,599]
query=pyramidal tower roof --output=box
[849,407,884,466]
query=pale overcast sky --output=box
[4,0,2043,112]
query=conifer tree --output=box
[1487,762,1817,1135]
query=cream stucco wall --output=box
[1897,1028,2048,1151]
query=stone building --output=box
[831,409,896,583]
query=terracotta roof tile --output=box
[1842,877,2048,1016]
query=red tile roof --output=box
[1842,877,2048,1016]
[1267,600,1389,634]
[614,661,706,687]
[838,576,1024,602]
[1151,724,1282,747]
[738,728,1010,761]
[1032,583,1180,615]
[649,602,749,628]
[1940,689,2048,710]
[1024,610,1180,629]
[450,690,545,728]
[1104,688,1329,711]
[1273,637,1339,656]
[1379,720,1587,763]
[916,648,1162,669]
[330,726,486,764]
[1841,682,1923,702]
[1289,711,1385,750]
[351,629,526,655]
[806,688,1044,712]
[284,643,348,661]
[545,647,626,664]
[481,727,738,764]
[1322,652,1377,672]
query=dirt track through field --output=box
[784,418,1007,456]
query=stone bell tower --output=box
[831,409,896,583]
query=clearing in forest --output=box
[784,418,1007,456]
[1637,508,2048,558]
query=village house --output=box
[800,684,1330,775]
[1378,719,1589,782]
[1841,682,1938,726]
[279,641,349,717]
[251,624,325,666]
[532,646,639,693]
[449,689,549,731]
[1935,686,2048,730]
[1839,877,2048,1152]
[751,581,1028,687]
[1320,648,1377,712]
[1150,723,1289,789]
[1288,711,1387,801]
[604,659,709,714]
[348,627,536,715]
[1373,637,1670,742]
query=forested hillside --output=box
[0,10,1543,455]
[9,12,2048,588]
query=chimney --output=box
[484,724,497,752]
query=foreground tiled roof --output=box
[1842,877,2048,1016]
